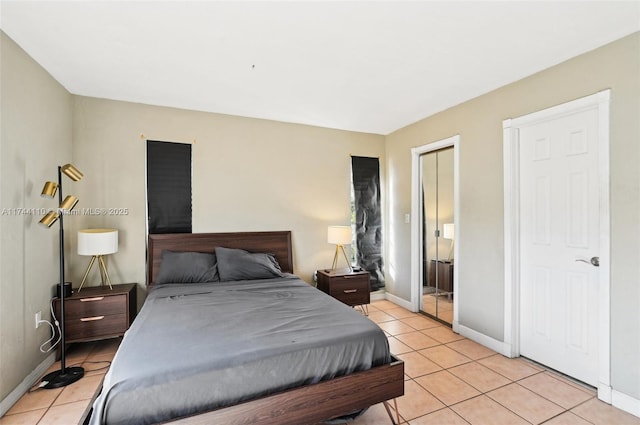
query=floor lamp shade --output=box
[77,229,118,291]
[61,163,83,181]
[40,181,58,198]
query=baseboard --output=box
[598,384,612,404]
[371,291,386,302]
[382,295,510,358]
[384,292,413,311]
[612,389,640,418]
[382,297,520,358]
[455,323,512,357]
[0,352,56,417]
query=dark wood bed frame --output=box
[104,231,404,424]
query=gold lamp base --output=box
[78,255,113,292]
[331,244,352,272]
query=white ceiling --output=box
[1,1,639,135]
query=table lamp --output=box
[328,225,352,272]
[77,228,118,291]
[443,223,454,261]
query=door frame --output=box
[503,90,611,400]
[411,135,460,328]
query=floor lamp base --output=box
[41,367,84,389]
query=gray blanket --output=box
[90,275,390,425]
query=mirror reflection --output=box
[420,147,454,324]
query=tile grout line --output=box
[562,398,600,425]
[35,343,103,424]
[376,302,634,425]
[391,330,582,425]
[538,405,597,425]
[511,372,597,412]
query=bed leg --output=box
[383,398,401,425]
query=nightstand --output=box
[316,269,370,314]
[53,283,137,344]
[428,260,453,293]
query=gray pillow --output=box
[215,247,284,281]
[155,250,219,284]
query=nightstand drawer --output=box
[65,313,128,340]
[330,286,370,305]
[64,294,127,319]
[328,276,369,295]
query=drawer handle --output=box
[80,316,104,322]
[343,289,358,293]
[80,297,104,302]
[343,276,359,279]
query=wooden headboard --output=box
[147,231,293,286]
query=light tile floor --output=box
[357,300,640,425]
[2,300,639,425]
[1,338,119,425]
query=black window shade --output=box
[147,140,192,234]
[351,156,384,291]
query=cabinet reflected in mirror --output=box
[420,147,454,324]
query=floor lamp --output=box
[38,164,85,388]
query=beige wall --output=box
[0,32,73,401]
[69,97,385,307]
[1,31,385,404]
[385,32,640,400]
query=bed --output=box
[87,231,404,425]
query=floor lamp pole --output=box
[41,167,84,389]
[58,174,66,375]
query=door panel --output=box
[532,266,551,339]
[519,108,599,386]
[566,271,589,353]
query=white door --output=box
[519,107,600,386]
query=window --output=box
[146,140,192,234]
[351,156,384,290]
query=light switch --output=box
[405,213,411,224]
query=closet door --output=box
[420,147,454,324]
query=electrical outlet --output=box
[35,311,42,329]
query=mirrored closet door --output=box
[420,147,454,324]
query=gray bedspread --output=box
[90,275,390,425]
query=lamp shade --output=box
[59,195,79,212]
[78,229,118,255]
[61,164,83,181]
[443,223,455,240]
[41,181,58,198]
[328,225,352,245]
[39,211,59,227]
